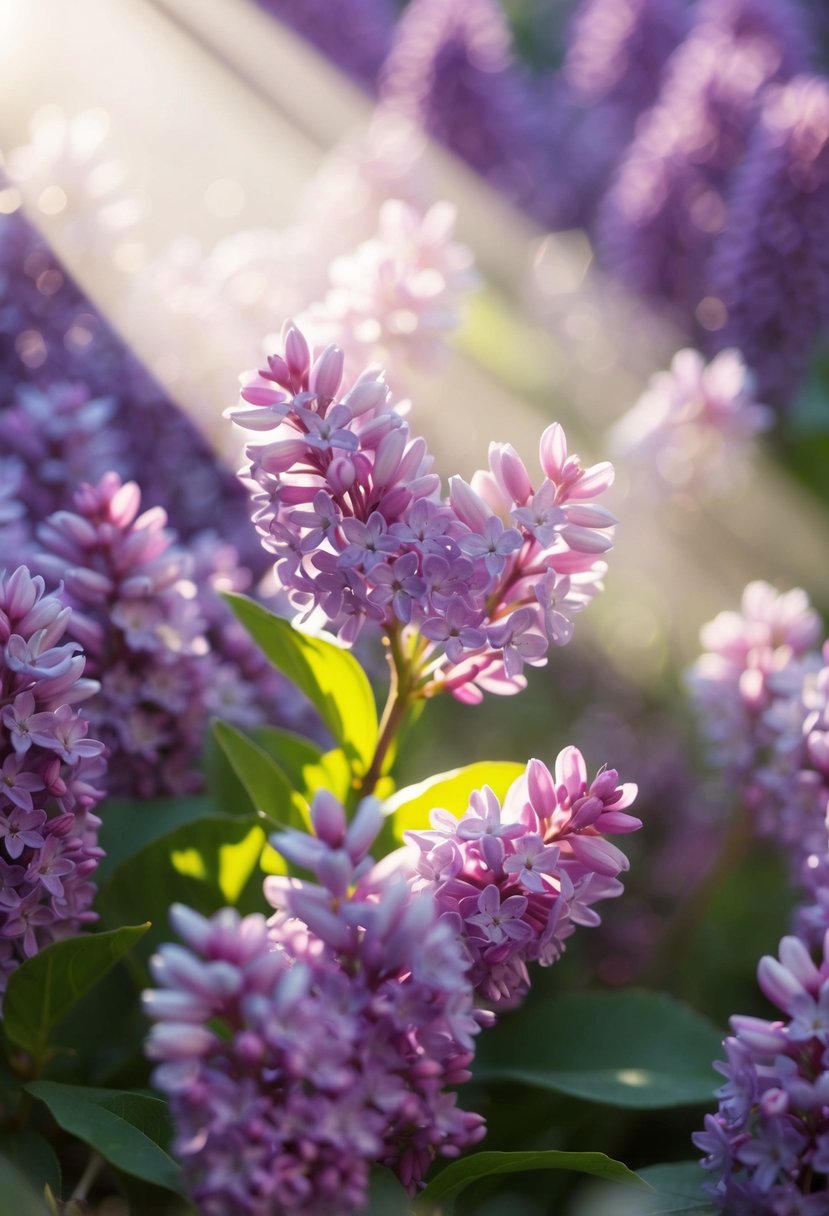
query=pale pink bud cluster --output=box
[302,198,477,378]
[612,348,772,497]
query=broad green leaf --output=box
[475,990,724,1109]
[252,727,324,787]
[25,1082,183,1195]
[212,719,311,830]
[385,761,526,840]
[417,1150,645,1208]
[254,728,351,803]
[635,1164,716,1214]
[96,816,270,968]
[96,796,213,881]
[0,1157,51,1216]
[3,924,149,1060]
[0,1130,61,1200]
[224,594,378,775]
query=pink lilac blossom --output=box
[706,75,829,409]
[695,931,829,1213]
[231,321,616,702]
[597,0,809,324]
[36,473,212,797]
[611,348,773,497]
[300,198,477,380]
[404,749,640,1006]
[0,567,105,1000]
[688,581,822,840]
[144,792,487,1214]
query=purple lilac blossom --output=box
[144,793,487,1213]
[706,75,829,410]
[378,0,544,218]
[231,320,616,702]
[404,749,640,1005]
[36,473,213,797]
[0,206,263,570]
[537,0,688,232]
[0,567,105,1000]
[597,0,809,325]
[611,347,773,497]
[4,381,121,521]
[695,931,829,1213]
[251,0,395,91]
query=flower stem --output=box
[356,627,417,799]
[70,1152,103,1203]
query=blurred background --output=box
[3,0,829,1210]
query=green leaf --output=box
[0,1130,61,1200]
[635,1164,716,1214]
[96,796,213,882]
[366,1167,412,1215]
[96,816,270,971]
[224,594,378,775]
[212,719,311,830]
[3,925,150,1060]
[25,1081,183,1195]
[385,761,526,840]
[417,1150,645,1208]
[0,1157,51,1216]
[254,728,351,803]
[475,990,724,1109]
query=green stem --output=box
[357,628,419,799]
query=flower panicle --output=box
[0,565,105,1000]
[231,320,616,703]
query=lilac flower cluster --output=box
[232,321,615,701]
[404,748,640,1005]
[611,348,773,498]
[301,198,477,381]
[598,0,809,322]
[707,75,829,409]
[36,473,212,797]
[0,567,104,999]
[695,932,829,1213]
[145,792,488,1214]
[379,0,543,217]
[688,580,823,842]
[540,0,688,231]
[4,380,121,525]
